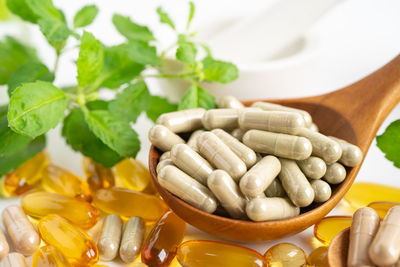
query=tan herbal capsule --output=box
[239,110,305,135]
[279,159,315,207]
[156,159,174,174]
[369,206,400,266]
[160,151,171,161]
[297,156,326,179]
[265,179,286,197]
[202,109,239,130]
[348,207,380,267]
[212,129,257,168]
[148,125,185,152]
[230,128,246,141]
[329,136,363,167]
[310,179,332,203]
[0,229,9,260]
[251,101,312,127]
[216,95,244,109]
[324,163,346,184]
[309,123,319,132]
[120,217,144,263]
[98,215,122,261]
[186,130,204,152]
[171,144,213,185]
[298,128,342,163]
[2,205,40,256]
[240,156,281,197]
[156,108,205,133]
[158,165,217,213]
[243,130,312,160]
[198,132,247,181]
[0,253,28,267]
[208,170,247,219]
[246,197,300,221]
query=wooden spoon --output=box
[327,228,349,267]
[149,55,400,241]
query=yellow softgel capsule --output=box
[93,187,167,221]
[368,201,399,218]
[32,245,70,267]
[264,243,306,267]
[82,158,115,191]
[313,216,352,245]
[38,214,99,266]
[114,158,152,192]
[307,246,328,267]
[21,191,99,229]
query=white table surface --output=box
[1,0,400,265]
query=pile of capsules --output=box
[149,96,363,221]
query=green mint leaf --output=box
[77,31,103,87]
[84,110,140,158]
[187,2,195,28]
[200,43,211,57]
[8,81,67,138]
[109,81,151,123]
[38,17,70,51]
[146,96,177,122]
[6,0,39,23]
[73,4,98,28]
[201,57,239,84]
[376,119,400,168]
[8,61,54,96]
[26,0,62,21]
[178,84,216,110]
[62,108,122,168]
[122,40,161,66]
[156,7,175,30]
[86,100,109,110]
[176,34,197,64]
[0,135,46,176]
[112,14,154,42]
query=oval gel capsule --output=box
[148,125,185,152]
[324,163,346,184]
[156,108,205,133]
[330,136,363,167]
[202,109,239,130]
[297,156,326,179]
[246,197,300,221]
[265,179,286,198]
[120,217,144,263]
[216,95,244,109]
[98,215,122,261]
[82,158,115,191]
[310,179,332,203]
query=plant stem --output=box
[54,52,61,73]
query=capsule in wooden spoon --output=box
[202,109,239,130]
[297,156,326,179]
[156,108,205,133]
[264,179,286,198]
[246,197,300,221]
[330,136,363,167]
[186,130,204,152]
[310,179,332,203]
[148,125,185,152]
[216,95,244,109]
[324,163,346,184]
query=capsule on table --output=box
[243,130,312,160]
[264,179,286,198]
[156,108,205,133]
[114,158,152,192]
[171,144,213,185]
[0,253,28,267]
[2,205,40,256]
[246,197,300,221]
[98,215,122,261]
[348,207,380,267]
[82,157,115,191]
[177,240,265,267]
[148,125,185,152]
[307,246,328,267]
[313,216,352,244]
[120,217,144,263]
[21,191,99,229]
[323,163,346,184]
[0,229,8,260]
[297,156,326,179]
[93,187,167,221]
[369,206,400,266]
[186,130,204,152]
[32,246,70,267]
[240,156,281,197]
[368,201,399,218]
[231,128,246,141]
[142,211,186,267]
[198,132,247,181]
[38,214,98,266]
[202,109,239,130]
[212,129,257,168]
[264,243,306,267]
[158,165,217,213]
[329,136,363,167]
[310,179,331,203]
[156,159,174,174]
[208,170,247,219]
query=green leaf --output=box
[122,40,161,66]
[109,81,151,123]
[77,31,103,87]
[187,2,195,28]
[112,14,154,42]
[156,7,175,29]
[201,57,239,84]
[8,61,54,96]
[6,0,39,23]
[38,17,70,51]
[86,100,109,110]
[62,108,122,167]
[26,0,62,21]
[0,135,45,176]
[73,4,98,28]
[8,81,67,138]
[176,35,197,64]
[376,119,400,168]
[178,84,215,110]
[84,110,140,158]
[146,96,177,122]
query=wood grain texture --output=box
[149,55,400,241]
[328,228,349,267]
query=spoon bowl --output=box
[149,55,400,241]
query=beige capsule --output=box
[310,179,332,203]
[329,136,363,167]
[160,151,171,161]
[246,197,300,222]
[171,144,213,185]
[98,214,122,261]
[297,156,326,179]
[309,123,319,132]
[239,110,305,135]
[148,125,185,152]
[264,179,286,198]
[186,130,204,152]
[2,205,40,256]
[202,109,239,130]
[230,128,246,141]
[243,130,312,160]
[197,132,247,181]
[369,205,400,266]
[278,159,315,207]
[0,253,28,267]
[208,170,247,219]
[216,95,244,109]
[156,108,205,133]
[298,128,342,163]
[239,156,281,197]
[120,217,144,263]
[0,229,9,260]
[348,207,380,267]
[158,165,217,213]
[156,159,174,174]
[212,129,257,168]
[324,163,346,184]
